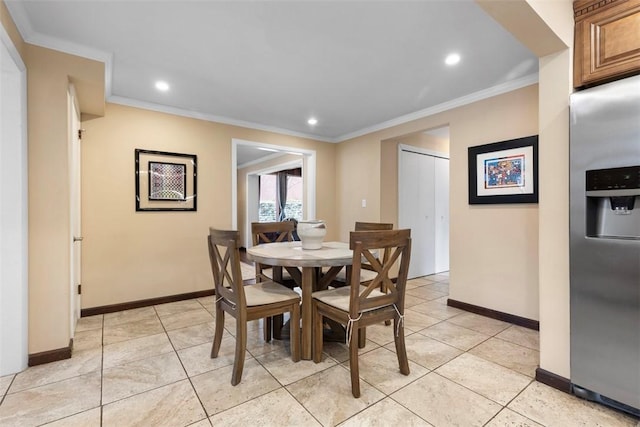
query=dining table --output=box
[246,240,353,360]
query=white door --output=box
[399,150,435,278]
[399,148,449,278]
[69,88,82,334]
[434,157,450,273]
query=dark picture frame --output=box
[468,135,538,205]
[135,149,197,211]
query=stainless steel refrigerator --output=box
[569,74,640,416]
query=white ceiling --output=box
[6,0,537,150]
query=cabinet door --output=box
[575,0,640,87]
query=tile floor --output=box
[1,272,638,427]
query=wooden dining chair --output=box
[251,221,298,340]
[312,229,411,397]
[208,228,300,385]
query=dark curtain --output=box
[276,171,288,221]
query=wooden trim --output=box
[447,299,539,330]
[28,339,72,366]
[81,289,215,317]
[535,367,572,394]
[574,0,627,19]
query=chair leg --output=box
[358,327,366,348]
[231,319,248,386]
[273,314,284,340]
[349,326,361,398]
[211,307,225,358]
[394,317,410,376]
[263,316,272,342]
[290,303,300,362]
[312,303,323,363]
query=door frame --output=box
[0,25,28,375]
[68,85,81,336]
[231,138,316,247]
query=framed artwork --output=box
[468,135,538,205]
[135,149,197,211]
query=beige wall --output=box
[481,0,574,380]
[338,85,539,320]
[0,0,24,58]
[24,44,104,353]
[81,103,336,309]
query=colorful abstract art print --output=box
[484,154,524,189]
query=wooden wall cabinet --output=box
[574,0,640,87]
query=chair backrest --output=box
[355,222,394,273]
[251,221,295,245]
[208,228,246,310]
[348,229,411,316]
[354,221,393,231]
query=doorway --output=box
[231,139,316,248]
[0,28,28,375]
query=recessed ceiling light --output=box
[307,118,318,125]
[155,81,170,91]
[445,53,461,66]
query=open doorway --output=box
[231,139,316,248]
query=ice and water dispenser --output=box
[585,166,640,240]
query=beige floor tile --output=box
[191,358,281,416]
[154,299,204,317]
[361,323,396,346]
[403,309,442,332]
[245,328,290,358]
[423,282,450,294]
[9,348,102,393]
[104,306,157,327]
[102,379,206,427]
[102,351,187,404]
[420,321,490,351]
[190,419,213,427]
[159,308,214,331]
[391,372,501,427]
[177,338,248,378]
[103,332,173,369]
[435,353,532,405]
[353,347,429,395]
[397,332,463,370]
[209,388,320,426]
[338,397,433,427]
[103,315,165,345]
[0,374,14,396]
[74,315,103,332]
[447,312,511,336]
[469,337,539,378]
[408,277,435,286]
[167,321,216,350]
[321,339,380,363]
[287,365,385,426]
[405,287,447,301]
[196,296,215,311]
[72,328,103,351]
[0,371,101,427]
[409,300,464,320]
[484,408,543,427]
[256,347,336,385]
[508,381,638,427]
[496,325,539,350]
[424,273,449,282]
[220,316,263,337]
[41,407,102,427]
[404,293,429,307]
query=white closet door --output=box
[434,157,450,273]
[399,150,435,278]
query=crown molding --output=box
[108,95,335,143]
[335,73,539,142]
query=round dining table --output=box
[246,240,352,360]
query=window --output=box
[258,168,302,222]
